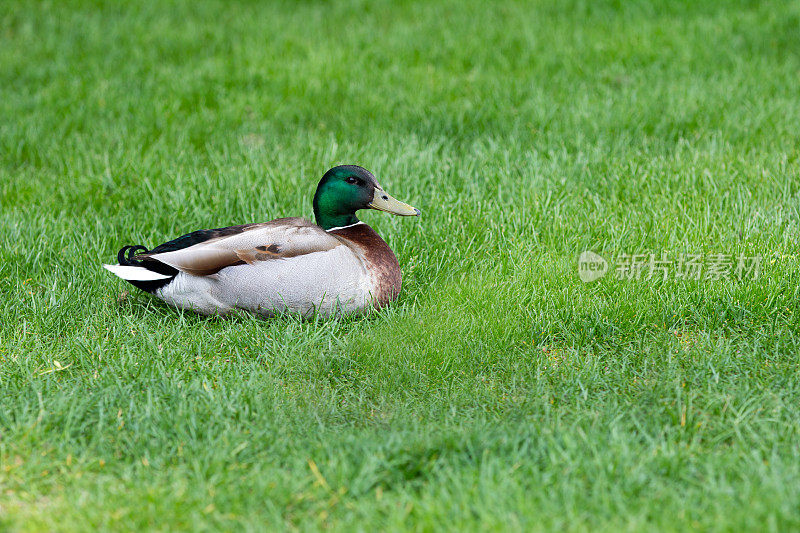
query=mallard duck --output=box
[103,165,420,317]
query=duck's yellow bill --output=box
[369,189,420,216]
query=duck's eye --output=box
[346,177,358,184]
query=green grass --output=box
[2,0,800,530]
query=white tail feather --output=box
[103,264,172,281]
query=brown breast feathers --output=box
[330,223,402,306]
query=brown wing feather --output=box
[141,218,343,276]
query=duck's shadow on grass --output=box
[111,287,412,328]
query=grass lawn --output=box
[2,0,800,530]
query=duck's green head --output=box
[312,165,420,230]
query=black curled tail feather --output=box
[115,244,180,294]
[118,245,150,266]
